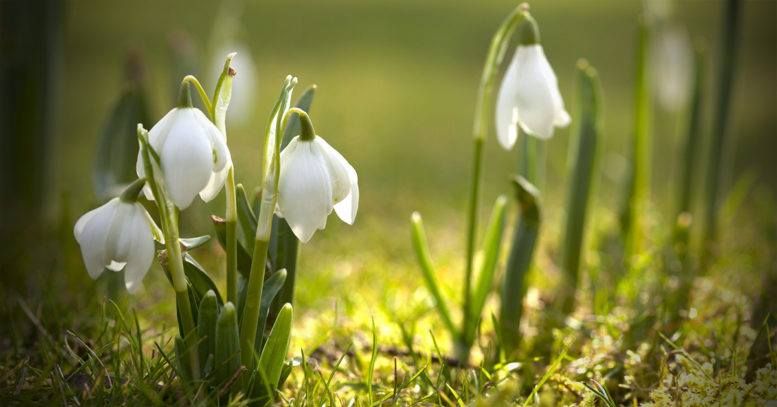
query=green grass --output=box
[1,0,776,405]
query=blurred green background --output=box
[2,0,775,323]
[55,0,775,223]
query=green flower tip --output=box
[177,79,194,108]
[287,107,316,141]
[517,11,540,46]
[119,177,147,203]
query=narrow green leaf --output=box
[174,336,192,383]
[183,253,223,305]
[258,303,293,397]
[212,215,253,277]
[410,212,457,337]
[559,61,601,315]
[197,291,219,371]
[257,269,288,349]
[211,52,235,127]
[499,176,541,354]
[235,184,257,252]
[467,196,508,343]
[179,235,211,252]
[620,18,651,264]
[215,302,241,387]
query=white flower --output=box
[277,135,358,243]
[136,107,231,209]
[73,198,155,293]
[652,24,692,112]
[495,44,570,149]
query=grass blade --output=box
[466,196,508,345]
[410,212,457,338]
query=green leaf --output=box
[409,212,457,338]
[183,253,223,305]
[212,215,253,278]
[214,302,241,387]
[467,196,508,343]
[197,290,219,372]
[559,61,601,315]
[235,184,257,252]
[174,336,193,383]
[211,53,235,130]
[499,176,541,354]
[180,235,211,252]
[93,80,151,199]
[257,303,293,397]
[256,269,288,350]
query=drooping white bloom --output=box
[277,135,358,243]
[73,198,155,293]
[652,24,693,112]
[136,107,231,208]
[496,44,570,149]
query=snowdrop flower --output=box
[276,109,358,243]
[652,24,693,112]
[495,16,570,149]
[73,191,155,293]
[135,87,231,209]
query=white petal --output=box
[74,199,119,279]
[496,55,521,149]
[193,108,231,173]
[136,108,179,187]
[314,137,352,203]
[277,138,333,243]
[513,45,558,139]
[106,201,135,262]
[158,110,214,209]
[199,164,229,202]
[532,46,571,128]
[122,204,155,293]
[334,163,359,225]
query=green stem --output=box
[180,75,213,114]
[676,47,704,217]
[239,238,269,368]
[621,18,651,266]
[702,0,741,262]
[225,167,238,304]
[138,127,200,379]
[465,3,530,359]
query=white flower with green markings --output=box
[73,183,156,293]
[276,109,358,243]
[135,87,231,209]
[495,15,570,149]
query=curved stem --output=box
[463,3,529,360]
[181,75,213,114]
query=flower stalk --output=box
[464,2,532,361]
[240,77,297,369]
[211,53,238,304]
[138,124,200,379]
